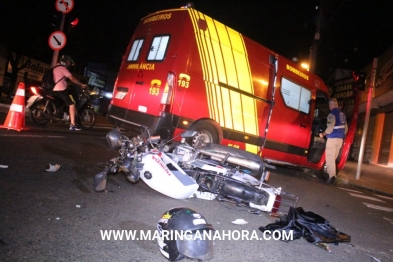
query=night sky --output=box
[1,0,393,80]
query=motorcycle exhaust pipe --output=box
[199,149,263,174]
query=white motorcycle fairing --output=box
[139,150,199,199]
[26,94,42,108]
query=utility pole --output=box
[309,1,322,73]
[356,58,378,180]
[50,0,74,66]
[51,13,66,67]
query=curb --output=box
[337,176,393,197]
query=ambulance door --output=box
[124,11,186,119]
[265,77,314,165]
[306,91,329,164]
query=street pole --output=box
[309,1,322,73]
[356,58,378,180]
[51,13,66,67]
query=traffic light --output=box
[51,11,63,30]
[352,70,367,91]
[64,16,79,34]
[70,17,79,27]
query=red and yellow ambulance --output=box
[107,6,360,173]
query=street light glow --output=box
[301,63,309,71]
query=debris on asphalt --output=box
[315,243,331,252]
[0,164,8,168]
[76,205,81,208]
[46,164,60,172]
[248,209,261,215]
[368,255,381,262]
[231,219,248,225]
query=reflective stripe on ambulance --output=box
[188,9,258,153]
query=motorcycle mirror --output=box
[181,130,198,138]
[158,129,197,146]
[94,170,108,192]
[106,128,127,151]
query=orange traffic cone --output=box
[0,82,28,131]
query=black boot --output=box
[325,176,336,184]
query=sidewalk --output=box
[1,96,393,196]
[338,160,393,197]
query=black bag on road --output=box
[259,207,351,244]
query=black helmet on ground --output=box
[157,207,214,261]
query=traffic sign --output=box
[48,31,67,51]
[55,0,74,14]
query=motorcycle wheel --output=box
[78,108,96,129]
[29,100,53,126]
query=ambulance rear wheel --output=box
[188,120,222,146]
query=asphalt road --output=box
[0,114,392,262]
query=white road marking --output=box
[338,187,363,194]
[349,193,385,202]
[0,134,66,138]
[94,126,115,130]
[374,194,393,201]
[383,217,393,224]
[363,203,393,212]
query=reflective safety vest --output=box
[327,108,346,139]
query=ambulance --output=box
[107,6,361,173]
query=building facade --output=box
[351,46,393,167]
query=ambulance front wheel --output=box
[188,119,223,146]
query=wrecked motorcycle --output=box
[94,128,298,214]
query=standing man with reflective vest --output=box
[319,98,348,184]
